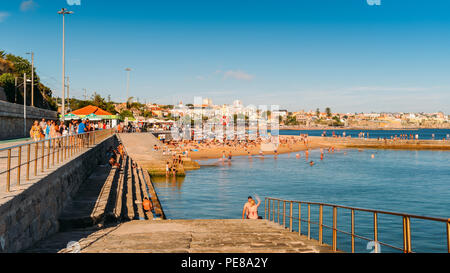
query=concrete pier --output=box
[117,133,199,177]
[29,219,335,253]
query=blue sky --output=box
[1,0,450,113]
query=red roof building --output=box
[70,105,113,116]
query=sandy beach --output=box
[185,135,450,161]
[188,136,322,160]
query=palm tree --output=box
[325,107,332,118]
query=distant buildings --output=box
[112,99,449,128]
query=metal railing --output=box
[265,197,450,253]
[0,128,116,193]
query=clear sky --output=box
[1,0,450,113]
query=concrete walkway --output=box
[28,219,335,253]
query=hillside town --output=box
[106,98,450,129]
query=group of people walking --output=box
[29,118,111,142]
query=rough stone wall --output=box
[0,135,118,253]
[0,100,58,140]
[0,87,6,101]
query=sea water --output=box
[152,148,450,253]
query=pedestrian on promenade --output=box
[30,120,42,142]
[45,120,51,139]
[77,119,87,134]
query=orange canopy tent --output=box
[70,105,113,116]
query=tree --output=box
[119,110,134,120]
[0,51,55,109]
[0,73,16,102]
[316,108,320,117]
[325,107,332,118]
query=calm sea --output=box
[278,128,450,140]
[152,147,450,253]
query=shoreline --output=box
[185,135,450,161]
[278,127,450,131]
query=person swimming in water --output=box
[310,161,315,166]
[243,195,261,220]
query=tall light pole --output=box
[24,73,27,136]
[58,8,73,121]
[66,76,70,112]
[26,52,34,107]
[125,68,132,102]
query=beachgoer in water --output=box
[310,161,315,166]
[246,195,261,220]
[242,196,253,219]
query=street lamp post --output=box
[58,8,73,122]
[14,74,31,136]
[26,52,34,107]
[125,68,132,102]
[24,73,27,136]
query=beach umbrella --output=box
[64,113,80,120]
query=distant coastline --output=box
[278,126,450,131]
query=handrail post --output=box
[41,141,45,172]
[6,149,11,192]
[277,200,280,224]
[406,217,412,253]
[26,143,30,181]
[447,221,450,253]
[64,136,67,160]
[319,204,323,244]
[47,140,50,169]
[332,206,337,251]
[34,143,38,176]
[264,198,267,220]
[57,138,60,164]
[307,204,311,240]
[374,212,379,253]
[283,201,286,228]
[403,216,412,253]
[298,203,301,235]
[273,199,275,222]
[52,139,55,166]
[351,209,355,253]
[289,201,293,232]
[17,146,22,186]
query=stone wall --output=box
[0,100,58,140]
[0,87,6,101]
[0,135,118,253]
